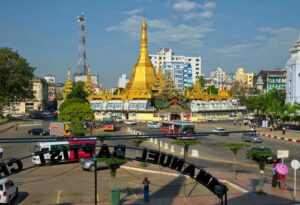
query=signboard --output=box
[291,159,300,170]
[277,150,289,159]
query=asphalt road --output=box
[1,120,300,204]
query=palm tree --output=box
[172,139,199,197]
[283,103,297,124]
[219,143,250,179]
[248,149,273,193]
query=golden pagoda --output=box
[217,85,230,100]
[186,77,208,100]
[122,17,156,99]
[63,66,73,99]
[85,65,94,95]
[152,58,164,93]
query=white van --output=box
[32,141,68,165]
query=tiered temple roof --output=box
[63,66,72,99]
[85,65,94,95]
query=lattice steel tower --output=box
[74,12,88,76]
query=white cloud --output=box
[107,14,214,51]
[172,0,216,20]
[123,8,144,15]
[205,27,300,73]
[172,0,199,12]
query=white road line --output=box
[220,180,249,193]
[56,190,61,204]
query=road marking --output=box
[56,190,61,204]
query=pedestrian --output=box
[278,173,286,190]
[271,164,278,187]
[142,177,150,202]
[282,127,286,135]
[0,146,3,159]
[15,124,18,130]
[234,120,236,126]
[239,121,242,127]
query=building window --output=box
[196,63,199,66]
[196,59,199,62]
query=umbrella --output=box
[275,163,289,176]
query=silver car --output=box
[242,133,263,143]
[80,158,108,172]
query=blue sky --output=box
[1,0,300,87]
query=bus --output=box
[32,139,96,165]
[49,122,73,137]
[102,117,116,131]
[161,121,196,139]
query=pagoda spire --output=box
[63,66,73,99]
[85,65,94,95]
[123,17,156,99]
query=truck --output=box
[49,122,73,137]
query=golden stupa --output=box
[63,66,73,99]
[85,65,94,95]
[122,17,156,99]
[152,58,164,93]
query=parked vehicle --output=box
[246,146,280,164]
[115,117,124,123]
[49,122,73,137]
[80,158,108,172]
[0,178,18,204]
[124,120,137,125]
[242,133,263,143]
[147,121,161,129]
[212,127,229,136]
[28,128,49,136]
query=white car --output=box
[124,120,137,125]
[147,121,161,129]
[115,118,124,123]
[0,178,18,204]
[212,127,229,136]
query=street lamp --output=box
[93,146,97,205]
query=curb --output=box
[258,132,300,144]
[0,125,14,134]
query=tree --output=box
[248,149,273,193]
[58,98,94,134]
[205,85,218,95]
[132,137,148,167]
[0,48,35,112]
[172,139,199,197]
[67,81,89,100]
[219,143,250,179]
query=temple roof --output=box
[63,66,73,99]
[123,17,156,98]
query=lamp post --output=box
[93,147,97,205]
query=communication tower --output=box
[74,12,88,77]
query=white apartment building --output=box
[209,67,228,88]
[286,38,300,104]
[117,74,129,88]
[149,48,201,85]
[44,74,56,84]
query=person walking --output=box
[142,177,150,202]
[282,127,286,135]
[278,173,286,190]
[271,164,278,187]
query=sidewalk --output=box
[256,127,300,144]
[118,161,300,205]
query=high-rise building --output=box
[254,70,286,93]
[235,67,254,88]
[44,74,56,84]
[149,48,201,86]
[209,67,228,88]
[286,38,300,104]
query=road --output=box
[1,120,300,204]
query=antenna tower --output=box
[74,12,88,76]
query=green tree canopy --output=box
[67,81,89,100]
[0,48,35,111]
[205,85,218,95]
